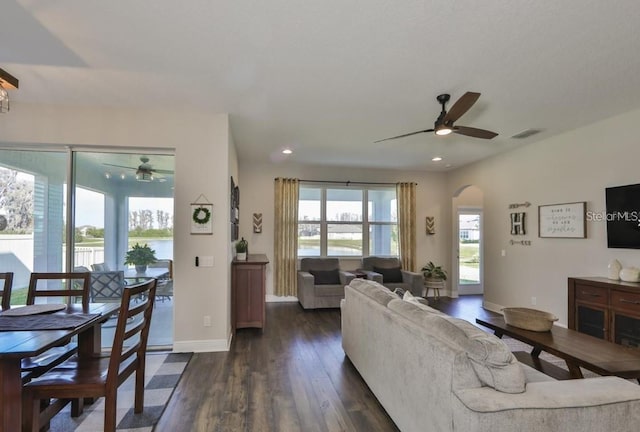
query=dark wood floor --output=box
[156,295,493,432]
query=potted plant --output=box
[235,237,248,261]
[124,242,157,273]
[421,261,447,298]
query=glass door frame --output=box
[456,207,483,295]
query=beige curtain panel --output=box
[396,182,417,271]
[274,178,299,297]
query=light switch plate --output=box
[200,256,214,267]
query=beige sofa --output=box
[341,278,640,432]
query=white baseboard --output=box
[173,337,230,353]
[266,295,298,303]
[482,300,504,314]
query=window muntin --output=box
[297,184,397,257]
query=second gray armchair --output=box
[360,256,424,296]
[297,258,355,309]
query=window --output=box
[297,184,398,257]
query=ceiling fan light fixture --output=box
[435,125,453,136]
[0,87,9,113]
[136,170,153,182]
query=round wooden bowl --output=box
[502,307,558,332]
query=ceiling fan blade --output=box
[454,125,498,139]
[443,92,481,124]
[103,163,136,170]
[152,169,174,174]
[374,129,434,143]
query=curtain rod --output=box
[305,180,417,186]
[275,178,416,186]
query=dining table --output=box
[123,267,170,282]
[0,302,120,432]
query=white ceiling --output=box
[3,1,640,171]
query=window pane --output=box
[326,189,362,222]
[369,224,399,256]
[299,187,321,221]
[368,189,397,222]
[298,223,320,256]
[328,224,362,256]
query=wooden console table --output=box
[232,254,269,332]
[568,277,640,346]
[477,316,640,382]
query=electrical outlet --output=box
[203,315,211,327]
[531,297,537,306]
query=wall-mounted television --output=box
[606,183,640,249]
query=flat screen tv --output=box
[606,183,640,249]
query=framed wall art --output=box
[538,201,586,238]
[191,202,213,235]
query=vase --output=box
[237,252,247,261]
[619,267,640,282]
[607,259,622,280]
[135,264,148,273]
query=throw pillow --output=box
[402,291,444,314]
[309,269,341,285]
[373,266,403,283]
[393,287,406,297]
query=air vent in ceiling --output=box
[511,128,543,139]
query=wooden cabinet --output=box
[569,277,640,347]
[232,254,269,332]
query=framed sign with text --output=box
[538,202,586,238]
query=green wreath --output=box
[192,206,211,225]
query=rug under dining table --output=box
[46,351,192,432]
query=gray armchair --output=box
[360,256,424,296]
[297,258,355,309]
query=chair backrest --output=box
[148,259,173,279]
[90,271,126,302]
[107,278,157,385]
[0,272,13,310]
[300,258,340,272]
[91,263,110,272]
[361,256,401,271]
[27,272,90,309]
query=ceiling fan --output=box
[374,92,498,143]
[103,156,174,182]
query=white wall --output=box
[0,103,233,352]
[238,160,450,298]
[447,108,640,324]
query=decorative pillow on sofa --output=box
[309,269,341,285]
[373,266,403,283]
[432,316,526,394]
[402,291,444,315]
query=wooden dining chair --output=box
[22,278,157,432]
[0,271,13,310]
[22,272,91,379]
[27,272,90,309]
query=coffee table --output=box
[476,316,640,382]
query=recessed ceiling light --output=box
[432,156,443,162]
[445,164,452,168]
[282,148,293,155]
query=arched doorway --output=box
[452,185,484,296]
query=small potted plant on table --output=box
[124,243,158,273]
[421,261,447,299]
[235,237,248,261]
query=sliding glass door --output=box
[0,148,174,348]
[0,149,67,305]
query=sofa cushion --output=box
[433,316,525,394]
[309,269,341,285]
[374,266,403,283]
[348,278,398,306]
[402,291,444,315]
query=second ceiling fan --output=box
[374,92,498,143]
